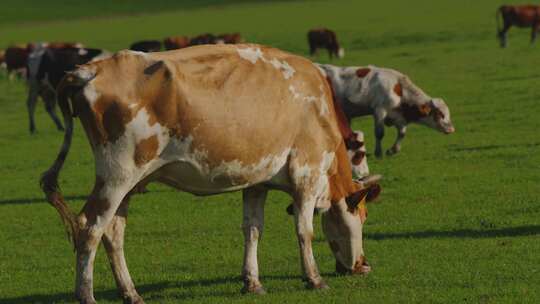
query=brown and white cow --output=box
[497,5,540,47]
[217,32,244,44]
[308,28,344,59]
[318,64,454,158]
[163,36,190,50]
[41,44,378,304]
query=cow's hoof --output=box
[241,284,266,295]
[306,280,329,290]
[123,295,145,304]
[386,148,399,156]
[79,299,97,304]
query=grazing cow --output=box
[41,44,378,303]
[26,47,108,133]
[308,28,344,59]
[129,40,162,52]
[217,32,244,44]
[163,36,190,50]
[319,64,455,158]
[497,5,540,47]
[189,33,218,45]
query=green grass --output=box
[1,0,539,303]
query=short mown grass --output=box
[0,0,539,303]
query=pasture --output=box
[1,0,539,303]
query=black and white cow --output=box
[26,46,109,133]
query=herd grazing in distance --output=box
[497,4,540,47]
[10,3,537,300]
[130,32,245,52]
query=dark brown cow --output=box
[497,5,540,47]
[163,36,190,50]
[308,28,344,59]
[189,33,218,45]
[129,40,162,52]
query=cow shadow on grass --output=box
[1,274,314,303]
[0,195,88,205]
[0,190,173,206]
[449,142,540,152]
[365,225,540,240]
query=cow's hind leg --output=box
[41,87,64,131]
[291,193,328,290]
[241,186,268,295]
[75,178,133,304]
[102,196,144,304]
[373,109,387,158]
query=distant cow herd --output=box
[0,5,525,302]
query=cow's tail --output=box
[40,68,95,247]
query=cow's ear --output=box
[418,103,432,116]
[345,188,370,211]
[144,60,165,75]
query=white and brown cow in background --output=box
[318,64,455,158]
[41,44,379,304]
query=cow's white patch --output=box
[289,85,301,99]
[84,83,101,107]
[237,47,264,64]
[269,58,296,79]
[210,149,290,185]
[237,47,295,79]
[319,85,329,116]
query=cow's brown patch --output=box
[399,103,431,122]
[134,135,159,167]
[102,101,132,142]
[81,176,111,224]
[356,68,371,78]
[351,151,365,165]
[393,83,403,97]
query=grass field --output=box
[1,0,539,303]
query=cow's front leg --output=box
[293,196,328,290]
[241,187,268,295]
[387,124,406,156]
[102,198,144,304]
[373,110,386,158]
[76,179,132,304]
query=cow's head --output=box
[321,183,378,275]
[416,99,455,134]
